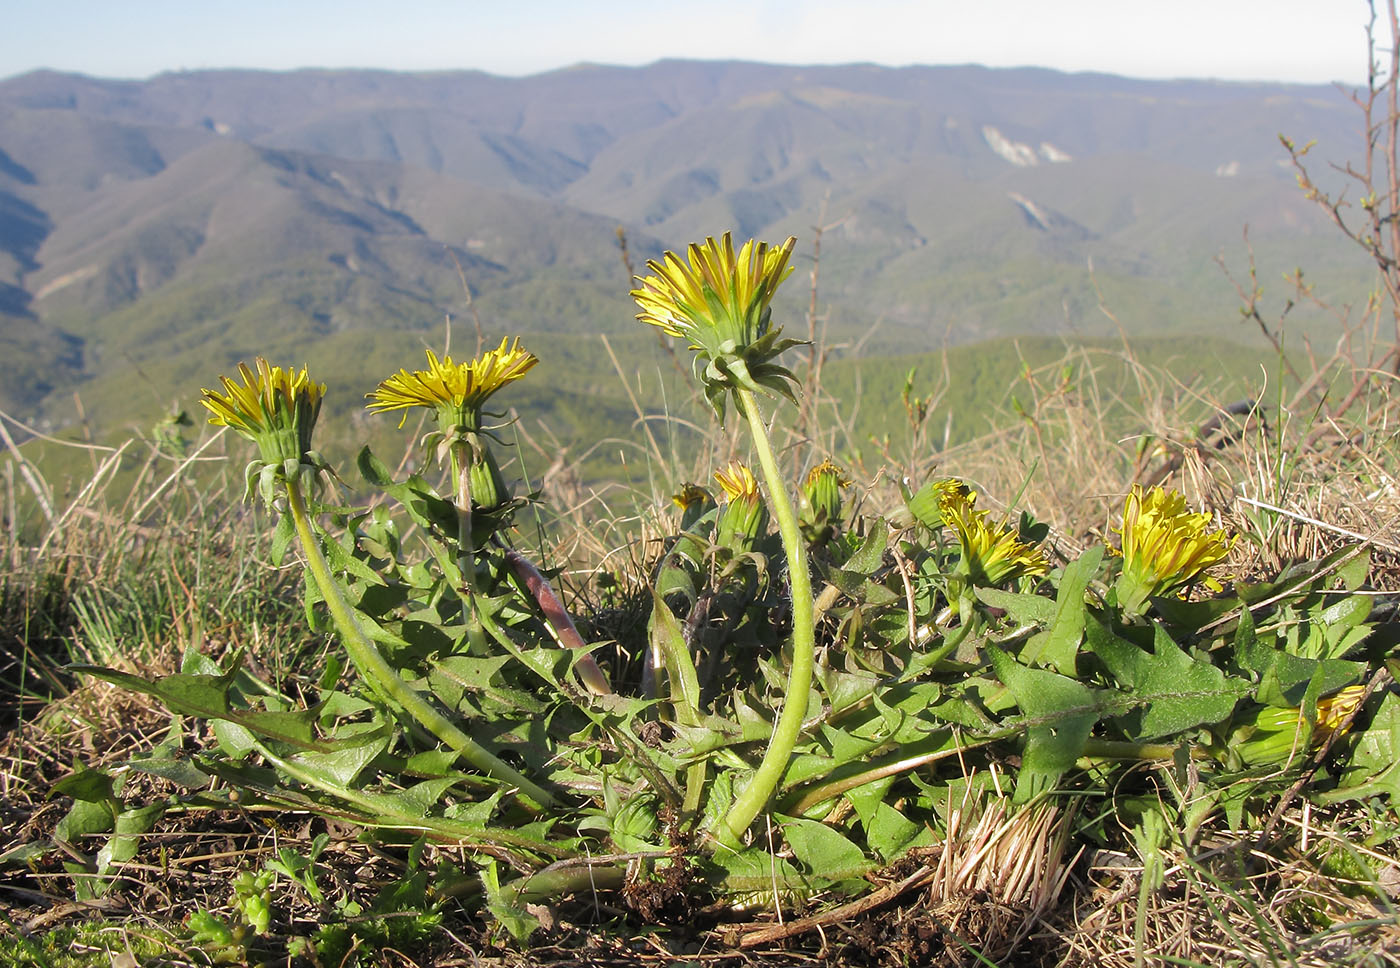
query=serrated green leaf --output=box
[987,645,1100,803]
[73,664,327,751]
[842,773,895,829]
[1256,655,1365,707]
[1151,594,1243,632]
[670,714,744,755]
[1086,616,1247,739]
[212,719,257,759]
[507,641,573,689]
[355,581,409,619]
[821,723,883,767]
[707,842,805,896]
[357,447,456,531]
[290,728,390,787]
[923,692,995,729]
[777,751,835,794]
[1321,593,1371,632]
[323,534,382,584]
[54,797,115,843]
[481,860,540,941]
[844,524,888,576]
[396,777,462,816]
[403,748,460,777]
[781,817,870,881]
[1335,547,1370,592]
[442,790,503,828]
[302,564,325,628]
[1023,545,1102,674]
[51,764,116,803]
[702,770,736,835]
[827,565,871,598]
[0,842,51,866]
[655,559,699,605]
[734,692,778,740]
[348,606,414,652]
[429,655,549,715]
[854,580,901,608]
[1232,606,1268,677]
[1239,546,1366,609]
[649,588,701,727]
[1329,625,1373,660]
[975,586,1056,624]
[817,667,881,716]
[127,745,210,789]
[867,801,929,862]
[356,446,396,487]
[97,803,164,869]
[858,681,944,744]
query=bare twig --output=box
[735,864,938,947]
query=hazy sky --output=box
[0,0,1374,85]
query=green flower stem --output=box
[499,860,627,906]
[1079,739,1208,762]
[716,386,816,845]
[284,479,556,809]
[784,734,995,816]
[781,734,1190,818]
[449,443,483,613]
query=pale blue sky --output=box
[0,0,1371,85]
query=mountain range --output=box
[0,60,1373,443]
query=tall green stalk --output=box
[451,443,478,597]
[284,478,555,809]
[449,441,491,655]
[715,386,815,845]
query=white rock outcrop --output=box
[982,126,1038,167]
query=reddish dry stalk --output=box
[503,548,612,695]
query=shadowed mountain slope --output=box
[0,61,1369,432]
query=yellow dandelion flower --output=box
[631,233,802,417]
[714,461,767,551]
[714,462,760,502]
[1314,685,1367,743]
[671,482,716,535]
[672,482,713,513]
[633,234,796,343]
[939,487,1049,587]
[1111,485,1234,618]
[673,482,711,511]
[1237,685,1368,766]
[907,477,972,529]
[201,358,324,467]
[366,337,538,433]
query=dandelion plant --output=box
[632,233,815,844]
[202,357,555,808]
